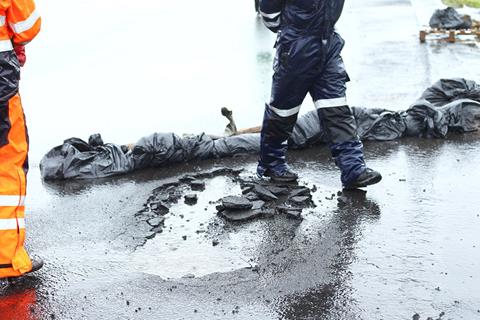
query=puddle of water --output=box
[130,162,350,280]
[131,175,263,279]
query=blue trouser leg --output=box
[259,104,298,175]
[259,36,318,175]
[260,32,366,185]
[310,33,366,186]
[330,140,366,186]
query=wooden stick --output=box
[236,126,262,134]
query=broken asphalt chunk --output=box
[253,184,278,201]
[261,208,276,218]
[265,185,289,196]
[147,217,165,228]
[196,167,243,179]
[337,195,348,207]
[251,200,265,210]
[154,194,170,202]
[150,226,163,234]
[150,201,169,214]
[221,209,262,222]
[221,196,253,210]
[145,232,156,240]
[152,181,180,193]
[241,185,254,194]
[289,187,311,198]
[286,210,302,220]
[245,192,259,201]
[179,175,196,183]
[289,196,311,206]
[276,205,303,220]
[184,194,198,205]
[190,180,206,191]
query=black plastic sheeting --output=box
[40,78,480,180]
[429,7,473,30]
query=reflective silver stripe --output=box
[264,20,281,28]
[10,9,40,34]
[0,40,13,52]
[269,104,301,117]
[260,10,281,19]
[0,195,26,207]
[0,218,25,230]
[0,16,5,27]
[314,97,348,109]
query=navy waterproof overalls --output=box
[258,0,366,186]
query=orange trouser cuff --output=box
[0,94,31,278]
[12,247,32,274]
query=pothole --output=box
[131,167,349,279]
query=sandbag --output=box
[40,78,480,180]
[213,134,260,157]
[131,133,215,170]
[429,7,473,29]
[352,107,406,141]
[40,138,134,180]
[420,78,480,106]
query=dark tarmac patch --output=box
[217,177,317,222]
[10,0,480,317]
[136,167,328,244]
[136,167,244,241]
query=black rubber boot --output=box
[26,258,44,274]
[4,258,43,282]
[344,168,382,190]
[263,168,299,183]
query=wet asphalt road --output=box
[2,0,480,319]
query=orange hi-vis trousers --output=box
[0,0,41,278]
[0,92,32,278]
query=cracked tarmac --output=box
[2,0,480,319]
[3,136,480,320]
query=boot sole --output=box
[270,176,298,183]
[0,260,43,282]
[4,263,43,282]
[261,170,298,183]
[26,260,44,274]
[345,173,382,190]
[264,173,298,183]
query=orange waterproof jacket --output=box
[0,0,41,52]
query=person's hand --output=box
[14,45,26,67]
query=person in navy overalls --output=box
[258,0,382,189]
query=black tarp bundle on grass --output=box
[429,7,473,30]
[40,79,480,180]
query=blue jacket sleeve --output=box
[259,0,284,33]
